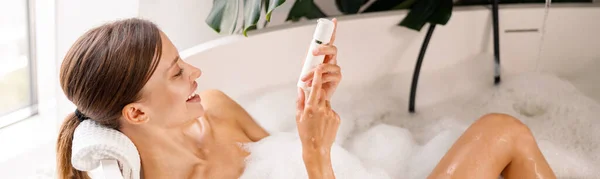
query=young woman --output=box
[56,18,556,179]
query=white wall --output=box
[138,0,343,50]
[138,0,219,50]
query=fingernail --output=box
[307,80,312,87]
[312,49,319,55]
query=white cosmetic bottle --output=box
[297,18,335,96]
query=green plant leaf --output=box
[263,0,270,27]
[286,0,326,22]
[392,0,416,10]
[398,0,437,31]
[363,0,404,13]
[266,0,286,21]
[427,0,453,25]
[335,0,368,14]
[264,0,269,13]
[206,0,228,33]
[206,0,240,34]
[243,0,263,36]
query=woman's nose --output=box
[189,66,202,80]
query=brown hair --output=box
[56,18,162,179]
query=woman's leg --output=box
[428,113,556,179]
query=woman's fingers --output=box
[329,18,338,44]
[296,87,306,123]
[312,45,337,57]
[321,73,341,84]
[318,89,327,107]
[301,63,340,81]
[314,45,338,65]
[324,18,338,64]
[306,74,340,87]
[296,87,305,111]
[306,68,324,107]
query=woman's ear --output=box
[122,103,150,125]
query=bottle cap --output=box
[313,18,335,44]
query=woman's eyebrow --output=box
[168,56,180,69]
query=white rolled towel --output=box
[71,120,141,179]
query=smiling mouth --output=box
[186,81,200,103]
[186,93,200,103]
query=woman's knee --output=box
[474,113,535,141]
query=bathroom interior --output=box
[0,0,599,178]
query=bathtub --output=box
[181,4,600,109]
[177,4,600,178]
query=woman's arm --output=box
[303,150,336,179]
[199,89,269,141]
[296,67,340,179]
[296,18,340,179]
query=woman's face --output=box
[136,32,204,128]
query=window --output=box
[0,0,37,128]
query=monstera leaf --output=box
[242,0,263,35]
[329,0,453,31]
[286,0,327,22]
[206,0,286,36]
[362,0,405,12]
[205,0,238,34]
[265,0,286,21]
[399,0,453,30]
[335,0,369,14]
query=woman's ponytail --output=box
[56,113,90,179]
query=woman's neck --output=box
[123,124,208,178]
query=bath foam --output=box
[407,128,464,179]
[239,132,391,179]
[241,86,299,134]
[238,72,600,178]
[348,124,416,178]
[537,140,596,178]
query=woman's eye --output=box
[174,68,183,77]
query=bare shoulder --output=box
[199,89,232,105]
[199,89,269,141]
[199,89,239,118]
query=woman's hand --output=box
[296,17,342,156]
[296,75,341,154]
[296,68,340,179]
[296,18,341,179]
[300,18,341,101]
